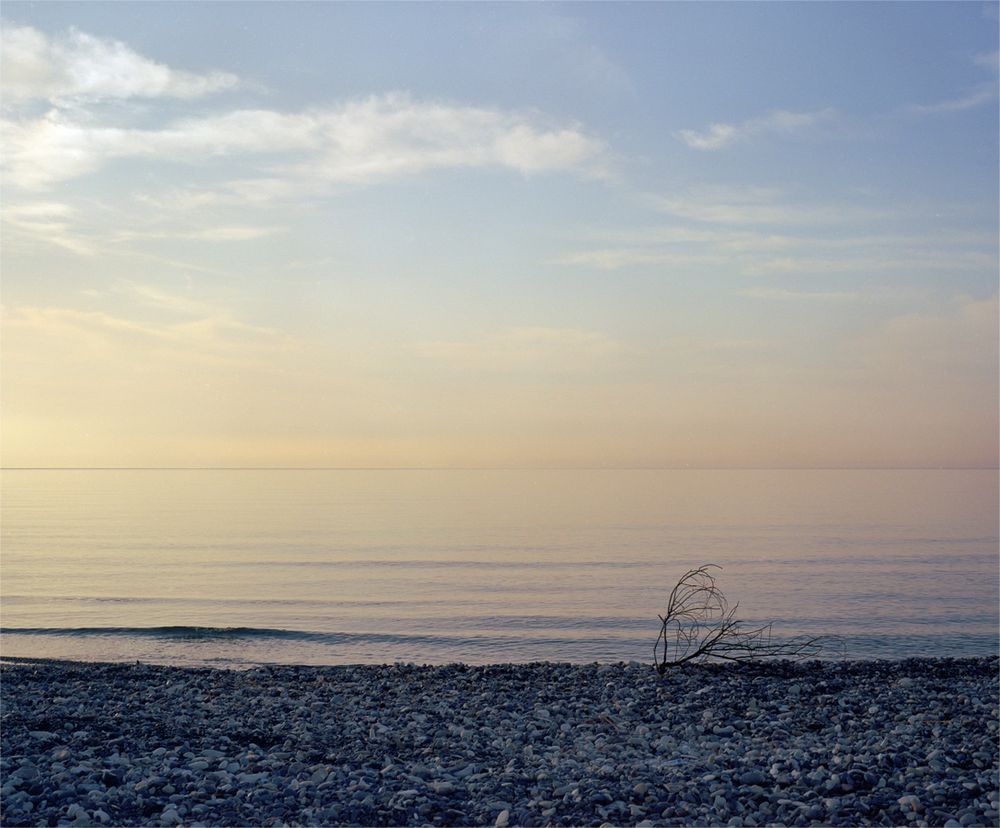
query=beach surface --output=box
[2,657,997,827]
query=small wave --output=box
[0,625,649,650]
[3,625,997,662]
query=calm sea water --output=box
[1,469,997,668]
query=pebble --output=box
[1,657,996,827]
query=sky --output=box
[1,1,997,469]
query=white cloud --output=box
[291,94,604,184]
[557,244,993,275]
[194,226,282,241]
[906,82,997,115]
[675,122,737,151]
[0,23,238,103]
[2,94,605,191]
[643,186,891,226]
[740,251,995,276]
[675,108,836,150]
[113,225,284,242]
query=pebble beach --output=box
[2,657,997,828]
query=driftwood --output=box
[654,564,833,675]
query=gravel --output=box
[2,657,997,827]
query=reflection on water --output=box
[2,469,997,666]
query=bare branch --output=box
[654,564,839,675]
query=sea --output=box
[1,469,997,669]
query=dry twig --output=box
[654,564,833,675]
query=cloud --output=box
[644,186,891,226]
[675,108,836,150]
[1,200,95,255]
[2,93,605,191]
[0,23,238,103]
[675,122,737,151]
[556,194,997,275]
[906,82,996,115]
[3,286,292,369]
[739,287,862,302]
[1,194,282,259]
[113,225,284,242]
[115,281,220,316]
[739,251,995,276]
[557,243,993,276]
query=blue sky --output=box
[1,2,997,468]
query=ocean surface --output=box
[1,469,997,668]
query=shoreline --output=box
[2,658,998,827]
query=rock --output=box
[740,771,768,786]
[495,808,510,827]
[100,771,121,788]
[1,658,996,828]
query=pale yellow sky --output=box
[3,291,996,468]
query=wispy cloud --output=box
[2,93,605,191]
[555,190,997,276]
[906,82,997,115]
[905,51,998,115]
[739,287,862,302]
[675,108,836,151]
[1,200,95,255]
[112,225,284,243]
[556,245,993,276]
[3,284,293,369]
[644,186,889,226]
[0,22,238,104]
[114,281,220,316]
[740,251,995,276]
